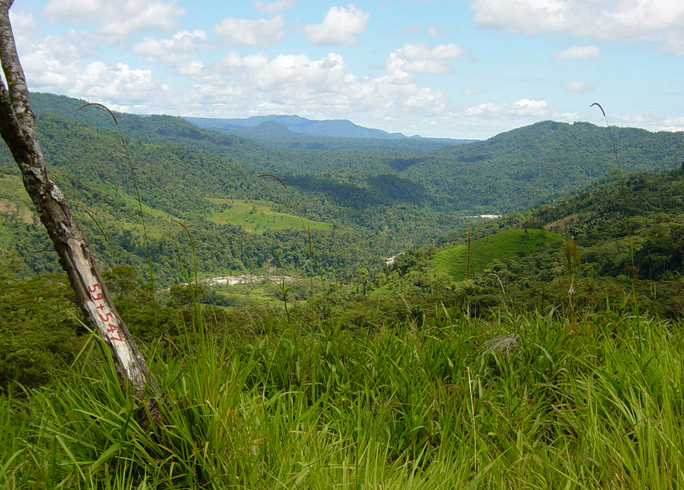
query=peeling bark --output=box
[0,0,158,399]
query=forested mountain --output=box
[401,121,684,212]
[3,94,468,284]
[2,92,682,286]
[186,114,408,139]
[184,114,474,151]
[30,93,683,213]
[0,117,437,284]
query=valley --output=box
[2,92,681,287]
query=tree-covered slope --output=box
[400,121,684,212]
[1,102,465,283]
[30,93,684,216]
[379,168,684,318]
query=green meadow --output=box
[207,198,333,232]
[432,229,565,281]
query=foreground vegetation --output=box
[2,301,683,489]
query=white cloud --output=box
[180,50,448,126]
[466,102,500,116]
[465,99,549,117]
[26,52,170,108]
[14,13,171,106]
[400,43,465,61]
[391,43,465,74]
[469,0,684,41]
[401,60,454,74]
[215,15,284,46]
[44,0,185,36]
[384,52,417,84]
[20,30,99,91]
[173,60,205,76]
[9,9,37,34]
[559,112,579,121]
[660,117,684,131]
[512,98,548,116]
[661,39,684,55]
[566,81,585,92]
[663,117,684,126]
[210,52,351,92]
[552,45,601,61]
[253,0,296,13]
[304,5,370,46]
[565,81,594,93]
[73,62,170,103]
[404,88,446,112]
[462,88,485,95]
[133,30,206,63]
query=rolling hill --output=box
[431,229,565,281]
[2,92,681,285]
[377,167,684,318]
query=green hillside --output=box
[376,168,684,318]
[431,229,564,281]
[406,121,684,212]
[207,198,332,232]
[0,114,393,283]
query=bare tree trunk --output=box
[0,0,158,399]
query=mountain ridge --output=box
[185,114,407,139]
[184,114,473,145]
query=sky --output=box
[10,0,684,139]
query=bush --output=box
[0,273,84,390]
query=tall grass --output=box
[77,102,156,292]
[3,308,684,488]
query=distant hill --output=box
[184,114,474,150]
[27,94,684,215]
[410,120,684,213]
[186,114,407,139]
[2,93,475,283]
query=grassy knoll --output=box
[207,198,332,232]
[204,278,300,307]
[432,228,564,281]
[3,307,684,489]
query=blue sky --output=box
[11,0,684,139]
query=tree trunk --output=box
[0,0,158,399]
